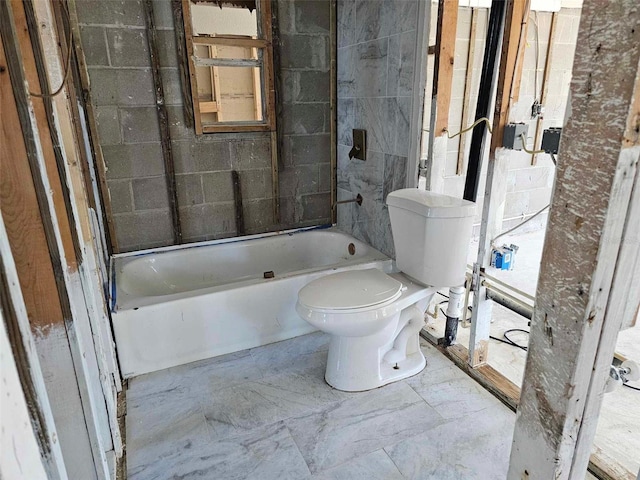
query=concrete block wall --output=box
[76,0,332,252]
[277,0,333,229]
[336,0,419,257]
[422,5,580,233]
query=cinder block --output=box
[156,30,178,68]
[238,169,270,200]
[161,68,183,106]
[107,180,133,213]
[102,143,165,179]
[202,171,234,203]
[132,176,170,210]
[120,107,160,143]
[279,164,319,197]
[230,138,272,170]
[176,174,204,206]
[318,163,332,193]
[116,69,155,106]
[94,106,121,145]
[79,26,109,66]
[106,28,150,68]
[281,104,327,135]
[179,203,235,239]
[173,141,231,173]
[88,69,118,105]
[300,192,331,222]
[297,71,330,102]
[243,199,275,234]
[113,209,174,251]
[294,1,330,34]
[290,134,331,165]
[152,0,175,29]
[75,0,145,27]
[166,105,193,140]
[280,34,328,70]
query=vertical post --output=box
[508,1,640,478]
[143,0,182,245]
[468,0,528,365]
[456,7,477,176]
[425,0,458,191]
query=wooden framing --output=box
[67,0,118,253]
[510,0,530,102]
[181,0,276,134]
[530,11,557,165]
[490,0,530,153]
[143,0,182,245]
[421,334,636,480]
[508,1,640,477]
[432,0,459,136]
[456,7,478,175]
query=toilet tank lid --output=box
[298,268,403,310]
[386,189,476,218]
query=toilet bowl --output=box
[296,268,436,391]
[296,189,476,392]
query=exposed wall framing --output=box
[143,0,182,245]
[508,0,640,477]
[432,0,459,136]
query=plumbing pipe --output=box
[463,0,507,202]
[443,285,466,347]
[384,305,424,365]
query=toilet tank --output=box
[386,189,476,288]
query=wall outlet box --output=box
[541,128,562,154]
[503,123,528,150]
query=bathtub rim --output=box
[109,225,392,313]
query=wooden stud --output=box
[510,0,530,102]
[181,0,203,134]
[143,0,182,245]
[270,131,280,223]
[490,0,530,153]
[172,0,194,129]
[456,7,477,175]
[432,0,459,136]
[530,11,557,165]
[231,170,245,235]
[67,0,119,253]
[508,1,640,477]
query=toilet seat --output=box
[298,268,403,312]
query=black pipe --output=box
[462,0,507,202]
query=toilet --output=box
[296,189,476,392]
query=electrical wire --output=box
[29,4,73,98]
[489,328,529,351]
[445,117,493,139]
[530,11,541,101]
[520,133,545,155]
[491,203,550,246]
[624,384,640,391]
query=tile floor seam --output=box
[282,422,315,477]
[381,446,410,479]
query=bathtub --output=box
[110,227,392,377]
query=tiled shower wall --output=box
[336,0,420,257]
[77,0,331,252]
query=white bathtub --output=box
[111,227,392,377]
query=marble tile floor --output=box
[126,332,518,479]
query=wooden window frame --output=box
[181,0,276,134]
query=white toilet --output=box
[296,189,476,392]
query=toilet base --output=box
[325,349,426,392]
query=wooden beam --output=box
[198,100,219,113]
[530,11,557,165]
[508,1,640,478]
[468,0,525,367]
[143,0,182,245]
[510,0,530,102]
[172,0,194,129]
[231,171,245,235]
[67,0,119,253]
[181,0,203,134]
[192,36,269,48]
[432,0,458,136]
[456,7,477,175]
[193,56,261,68]
[490,0,530,153]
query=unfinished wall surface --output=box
[76,0,332,252]
[336,0,419,257]
[422,4,580,234]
